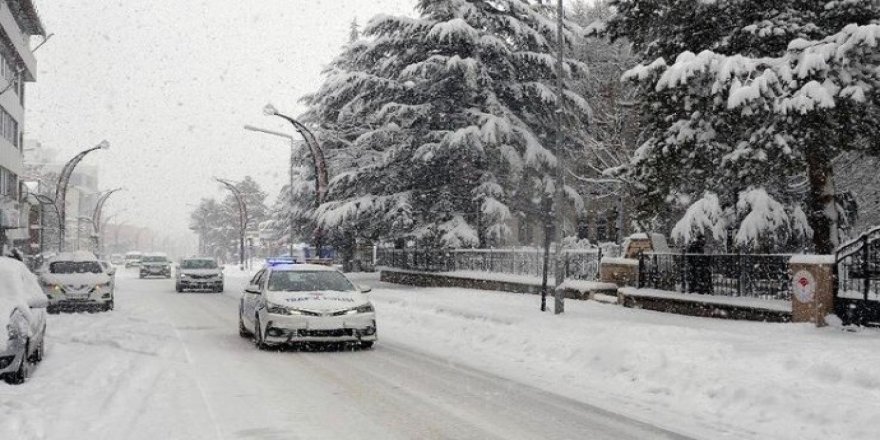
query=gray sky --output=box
[26,0,415,247]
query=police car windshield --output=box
[267,271,355,292]
[181,259,217,269]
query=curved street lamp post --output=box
[85,188,122,255]
[215,177,248,267]
[263,104,329,257]
[243,124,296,258]
[54,140,110,252]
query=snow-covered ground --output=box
[1,267,878,440]
[0,267,686,440]
[353,273,880,440]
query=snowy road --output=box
[1,269,692,440]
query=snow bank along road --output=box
[0,268,692,440]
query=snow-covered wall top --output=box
[789,254,836,265]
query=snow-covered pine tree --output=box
[189,198,228,258]
[305,0,591,248]
[605,0,880,253]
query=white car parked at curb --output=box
[0,257,48,384]
[238,260,376,349]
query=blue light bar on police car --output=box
[266,257,298,266]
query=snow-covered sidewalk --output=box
[356,273,880,440]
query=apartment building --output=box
[0,0,43,253]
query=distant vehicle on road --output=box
[109,254,124,265]
[124,251,143,268]
[0,257,48,384]
[238,260,376,349]
[139,253,171,279]
[39,251,114,313]
[175,257,223,293]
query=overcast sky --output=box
[25,0,415,247]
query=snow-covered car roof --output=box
[49,251,99,262]
[144,252,168,257]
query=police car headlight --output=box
[267,303,305,316]
[345,303,374,315]
[266,303,289,315]
[180,273,190,279]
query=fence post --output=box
[863,234,870,302]
[679,250,687,293]
[637,253,645,288]
[735,252,741,296]
[564,253,570,280]
[511,251,516,274]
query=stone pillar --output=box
[599,257,640,287]
[789,255,836,326]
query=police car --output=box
[238,259,377,349]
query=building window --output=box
[0,53,19,101]
[0,108,19,148]
[0,166,18,199]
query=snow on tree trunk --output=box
[805,147,839,254]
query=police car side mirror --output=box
[245,286,261,295]
[358,285,372,294]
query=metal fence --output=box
[376,247,614,281]
[638,253,793,300]
[835,226,880,325]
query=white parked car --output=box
[39,251,114,312]
[175,257,223,292]
[139,253,171,278]
[0,257,48,384]
[238,261,376,349]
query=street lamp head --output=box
[263,103,278,116]
[98,140,110,150]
